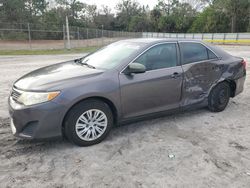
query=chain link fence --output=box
[1,22,250,51]
[0,22,142,50]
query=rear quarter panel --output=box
[219,56,246,96]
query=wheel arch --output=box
[61,96,118,133]
[225,79,236,97]
[209,79,236,98]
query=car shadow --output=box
[0,106,213,158]
[105,106,211,142]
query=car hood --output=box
[14,60,104,91]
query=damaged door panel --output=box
[179,41,246,107]
[181,60,223,106]
[179,42,223,106]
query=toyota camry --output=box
[9,38,246,146]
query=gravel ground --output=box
[0,45,250,188]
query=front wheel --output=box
[64,100,113,146]
[208,82,231,112]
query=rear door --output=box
[179,42,222,106]
[119,43,183,119]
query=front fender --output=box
[53,75,121,127]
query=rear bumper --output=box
[8,98,67,139]
[234,76,246,96]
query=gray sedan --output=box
[8,39,246,146]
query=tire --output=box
[64,99,113,146]
[208,82,231,112]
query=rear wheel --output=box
[64,99,113,146]
[208,82,231,112]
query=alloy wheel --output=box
[75,109,108,141]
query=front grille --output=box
[10,88,22,102]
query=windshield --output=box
[80,41,143,69]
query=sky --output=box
[80,0,159,12]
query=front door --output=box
[119,43,183,119]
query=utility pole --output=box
[86,28,89,47]
[77,27,80,47]
[101,25,104,46]
[27,23,32,49]
[66,16,71,50]
[63,25,66,49]
[101,25,104,37]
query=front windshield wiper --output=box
[75,58,96,69]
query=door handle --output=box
[171,72,180,78]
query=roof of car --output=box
[123,38,203,44]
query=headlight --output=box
[17,91,60,106]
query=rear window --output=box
[180,42,217,64]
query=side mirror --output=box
[125,63,146,75]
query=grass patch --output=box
[0,46,99,55]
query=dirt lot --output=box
[0,45,250,188]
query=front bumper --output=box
[8,98,67,139]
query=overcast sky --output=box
[80,0,159,11]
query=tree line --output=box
[0,0,249,33]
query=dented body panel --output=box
[180,59,222,106]
[180,54,245,107]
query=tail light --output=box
[241,59,247,70]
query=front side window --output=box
[180,42,218,65]
[134,43,177,71]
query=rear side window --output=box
[208,49,217,59]
[180,43,217,65]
